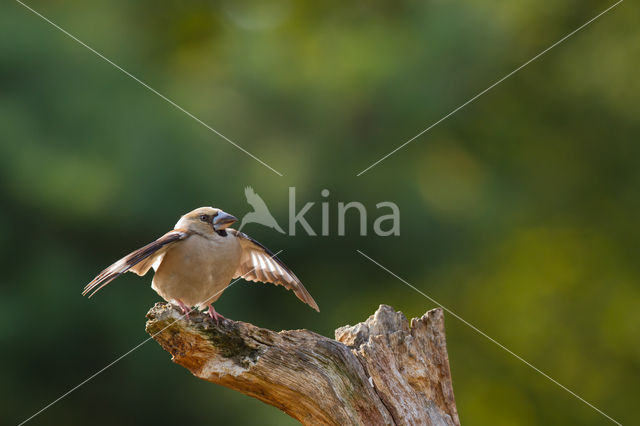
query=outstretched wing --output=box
[82,230,189,298]
[229,229,319,312]
[244,186,270,213]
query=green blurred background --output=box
[2,0,638,424]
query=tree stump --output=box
[146,303,459,425]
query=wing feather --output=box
[82,230,189,298]
[229,229,319,312]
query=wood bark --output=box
[146,303,459,425]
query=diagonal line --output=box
[356,0,623,176]
[15,0,284,177]
[18,250,283,426]
[356,249,622,425]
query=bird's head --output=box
[175,207,238,235]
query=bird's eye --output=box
[199,215,209,222]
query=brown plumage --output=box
[83,207,319,320]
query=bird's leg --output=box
[175,299,191,318]
[206,304,225,324]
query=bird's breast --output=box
[152,233,242,307]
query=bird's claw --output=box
[207,304,225,324]
[175,299,191,318]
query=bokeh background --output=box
[2,0,638,424]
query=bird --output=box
[83,207,319,322]
[238,186,285,234]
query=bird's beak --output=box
[213,211,238,231]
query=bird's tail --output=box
[272,222,285,234]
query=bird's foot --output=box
[175,299,191,318]
[206,304,225,324]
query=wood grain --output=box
[146,303,459,425]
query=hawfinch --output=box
[83,207,319,321]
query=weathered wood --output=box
[146,303,459,425]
